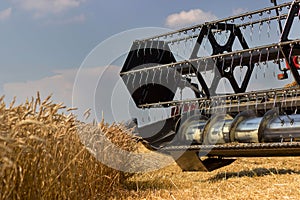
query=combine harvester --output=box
[120,0,300,171]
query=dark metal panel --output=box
[121,41,178,106]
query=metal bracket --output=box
[170,151,236,172]
[190,23,254,96]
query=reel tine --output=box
[137,41,141,57]
[169,40,174,57]
[281,90,287,110]
[231,19,236,36]
[289,43,294,62]
[174,64,177,81]
[166,67,170,84]
[221,56,225,72]
[145,69,149,84]
[173,104,177,118]
[239,52,243,69]
[204,58,208,74]
[256,49,266,78]
[290,89,296,111]
[152,68,156,85]
[249,15,254,41]
[148,109,151,122]
[212,57,217,74]
[163,40,167,52]
[266,47,270,68]
[150,39,153,55]
[258,49,262,68]
[159,67,163,85]
[255,62,260,79]
[277,110,285,126]
[258,12,263,40]
[250,50,253,67]
[230,54,234,74]
[177,102,182,115]
[196,59,200,73]
[132,72,136,88]
[143,41,147,55]
[203,26,210,49]
[139,71,143,87]
[126,73,131,85]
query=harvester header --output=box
[121,0,300,171]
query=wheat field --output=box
[1,93,300,200]
[0,93,137,199]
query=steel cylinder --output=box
[234,117,262,143]
[263,114,300,142]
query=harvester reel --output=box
[121,0,300,171]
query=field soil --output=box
[125,155,300,200]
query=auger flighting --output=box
[121,0,300,171]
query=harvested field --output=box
[125,157,300,200]
[1,94,300,200]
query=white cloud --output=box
[3,68,77,107]
[165,9,217,28]
[232,8,248,15]
[10,0,85,16]
[2,66,127,122]
[0,8,12,21]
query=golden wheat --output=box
[0,93,137,199]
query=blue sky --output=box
[0,0,292,122]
